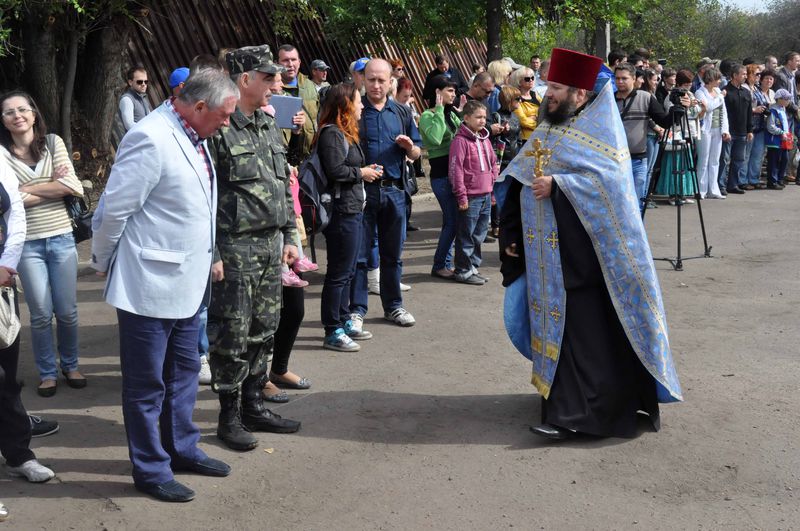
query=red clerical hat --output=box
[547,48,603,91]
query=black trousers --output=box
[0,285,35,467]
[271,284,304,375]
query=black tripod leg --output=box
[675,145,685,271]
[686,142,712,257]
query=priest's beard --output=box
[540,96,577,125]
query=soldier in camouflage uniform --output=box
[208,45,301,451]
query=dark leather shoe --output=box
[172,456,231,477]
[135,479,195,502]
[727,187,745,194]
[62,370,87,389]
[242,408,301,433]
[406,224,420,232]
[530,423,574,440]
[37,381,57,397]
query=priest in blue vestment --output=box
[498,48,683,440]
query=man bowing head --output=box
[92,68,239,501]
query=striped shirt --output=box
[3,135,83,241]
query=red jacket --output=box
[448,124,498,205]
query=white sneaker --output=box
[198,355,212,385]
[0,500,7,521]
[346,314,373,340]
[384,308,416,327]
[400,282,411,292]
[367,268,380,295]
[7,459,55,483]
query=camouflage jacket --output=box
[210,108,295,244]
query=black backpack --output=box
[297,124,348,235]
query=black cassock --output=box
[499,178,660,438]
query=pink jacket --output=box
[448,124,498,205]
[289,170,302,217]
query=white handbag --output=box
[0,286,21,349]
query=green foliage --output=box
[696,0,754,61]
[501,17,584,63]
[613,0,704,68]
[0,0,23,57]
[0,0,133,56]
[267,0,318,37]
[317,0,643,57]
[316,0,486,48]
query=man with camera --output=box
[614,63,690,212]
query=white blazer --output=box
[91,104,217,319]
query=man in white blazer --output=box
[91,68,239,503]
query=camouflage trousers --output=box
[208,233,282,393]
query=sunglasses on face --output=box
[394,67,404,71]
[515,97,523,102]
[135,80,148,85]
[1,107,33,118]
[523,76,534,82]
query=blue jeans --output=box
[455,194,491,277]
[717,139,732,189]
[745,132,766,185]
[430,177,458,271]
[367,226,379,270]
[631,157,648,211]
[118,308,205,487]
[321,211,363,335]
[350,184,406,316]
[726,135,748,190]
[16,233,79,380]
[646,134,660,191]
[766,148,788,186]
[197,304,209,357]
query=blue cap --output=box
[353,57,370,72]
[169,67,190,89]
[775,88,793,101]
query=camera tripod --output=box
[642,104,712,271]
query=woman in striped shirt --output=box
[0,91,85,397]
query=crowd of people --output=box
[0,39,798,512]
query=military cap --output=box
[226,45,286,75]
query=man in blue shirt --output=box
[349,58,422,337]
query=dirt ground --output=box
[2,183,799,530]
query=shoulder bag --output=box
[45,135,93,243]
[0,286,20,348]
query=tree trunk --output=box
[486,0,502,62]
[76,17,131,153]
[595,21,610,62]
[21,11,60,133]
[61,26,80,153]
[74,16,132,186]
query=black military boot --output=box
[241,375,301,433]
[217,390,259,451]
